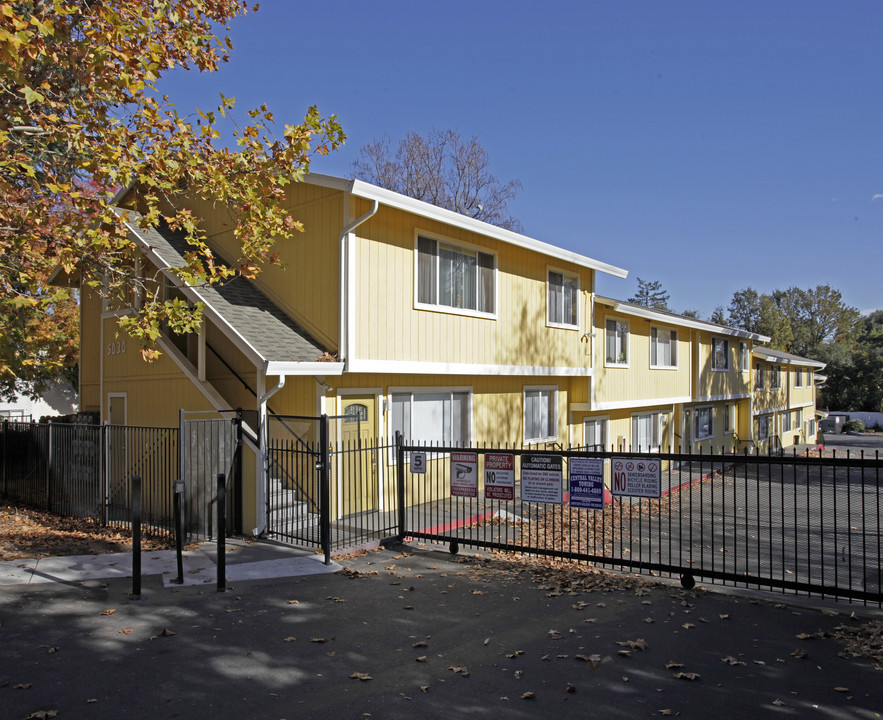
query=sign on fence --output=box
[521,454,563,504]
[484,453,515,500]
[450,452,478,497]
[410,452,427,474]
[569,457,605,510]
[611,457,661,498]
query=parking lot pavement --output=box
[0,543,881,720]
[821,431,883,454]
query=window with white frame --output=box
[605,318,629,365]
[782,412,791,433]
[807,374,813,388]
[740,342,750,372]
[755,363,765,390]
[694,406,713,440]
[524,387,557,443]
[391,390,471,446]
[547,270,578,327]
[711,338,729,370]
[807,418,815,436]
[771,365,781,389]
[794,367,803,387]
[795,408,803,427]
[584,417,607,450]
[757,415,771,441]
[632,412,661,450]
[651,327,678,368]
[724,403,733,433]
[417,235,495,315]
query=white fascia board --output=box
[265,361,345,376]
[692,393,751,403]
[596,296,771,341]
[304,173,628,279]
[590,395,692,412]
[347,358,591,377]
[754,405,787,416]
[752,348,826,369]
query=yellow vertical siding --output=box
[351,206,591,369]
[79,285,102,413]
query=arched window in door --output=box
[344,403,368,423]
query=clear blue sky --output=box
[159,0,883,318]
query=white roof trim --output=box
[752,348,826,368]
[305,173,629,278]
[595,296,771,341]
[265,361,345,376]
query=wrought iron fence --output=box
[1,420,180,539]
[395,442,882,606]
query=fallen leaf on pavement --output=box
[522,691,535,699]
[349,672,372,681]
[100,609,116,616]
[673,672,700,681]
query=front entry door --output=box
[340,395,378,515]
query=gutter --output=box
[338,198,379,367]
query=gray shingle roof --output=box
[120,211,329,364]
[753,347,826,368]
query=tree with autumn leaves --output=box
[0,0,344,400]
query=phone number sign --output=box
[611,458,661,498]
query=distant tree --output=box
[725,287,793,349]
[351,129,522,231]
[770,286,861,357]
[818,310,883,412]
[628,278,670,310]
[710,306,726,325]
[681,309,701,319]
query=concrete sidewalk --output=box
[0,538,339,588]
[1,542,881,720]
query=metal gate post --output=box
[396,431,405,541]
[2,419,7,497]
[101,424,108,526]
[46,422,53,511]
[319,414,331,565]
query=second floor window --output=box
[740,342,750,371]
[771,365,782,389]
[755,363,765,390]
[712,338,729,370]
[547,270,578,327]
[417,236,495,315]
[605,319,629,365]
[795,367,803,387]
[651,327,677,368]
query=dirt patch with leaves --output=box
[0,503,176,560]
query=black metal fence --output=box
[265,414,397,558]
[1,420,181,539]
[396,442,882,607]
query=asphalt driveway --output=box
[0,542,881,720]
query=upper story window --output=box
[771,365,782,389]
[605,318,629,366]
[524,387,557,443]
[807,373,813,388]
[711,338,729,371]
[794,367,803,387]
[417,235,495,316]
[650,327,677,368]
[755,362,765,390]
[547,270,578,327]
[740,342,750,372]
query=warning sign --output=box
[610,457,661,498]
[450,452,478,498]
[569,457,605,510]
[521,454,563,504]
[484,453,514,500]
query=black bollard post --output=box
[173,479,184,584]
[132,474,142,599]
[216,473,226,592]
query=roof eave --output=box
[304,173,629,278]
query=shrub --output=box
[843,419,867,433]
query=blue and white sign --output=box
[569,457,605,510]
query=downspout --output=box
[252,373,286,537]
[338,198,379,366]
